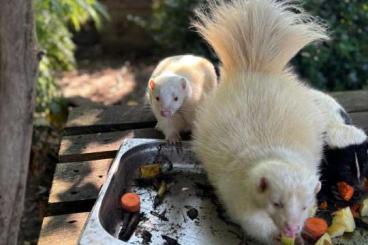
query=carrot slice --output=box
[303,217,328,240]
[121,192,141,213]
[337,182,354,201]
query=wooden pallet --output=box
[38,91,368,245]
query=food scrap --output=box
[327,222,345,238]
[121,192,141,213]
[119,212,142,241]
[141,230,152,244]
[360,197,368,217]
[153,180,167,208]
[337,181,354,201]
[161,235,180,245]
[140,163,161,179]
[280,234,295,245]
[303,217,328,240]
[314,233,333,245]
[186,208,199,220]
[327,207,356,238]
[119,192,142,241]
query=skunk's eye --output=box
[174,97,178,101]
[273,202,283,208]
[302,206,307,210]
[156,97,160,101]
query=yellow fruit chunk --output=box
[360,198,368,217]
[327,223,345,238]
[332,207,355,232]
[314,233,333,245]
[281,235,295,245]
[139,163,161,179]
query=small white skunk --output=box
[192,0,328,243]
[147,55,217,143]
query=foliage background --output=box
[34,0,108,122]
[140,0,368,91]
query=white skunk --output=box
[192,0,329,243]
[147,55,217,143]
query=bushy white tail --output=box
[193,0,329,76]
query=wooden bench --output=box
[37,90,368,245]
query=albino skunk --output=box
[147,55,217,143]
[192,0,329,243]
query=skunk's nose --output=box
[160,110,172,118]
[283,223,300,237]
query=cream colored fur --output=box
[148,55,217,143]
[192,0,329,243]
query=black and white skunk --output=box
[310,89,368,202]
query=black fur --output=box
[338,108,352,125]
[319,107,368,203]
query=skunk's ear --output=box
[258,177,268,193]
[314,181,321,194]
[181,78,186,90]
[149,80,155,90]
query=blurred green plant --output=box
[142,0,367,91]
[34,0,108,126]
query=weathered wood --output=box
[64,91,368,135]
[0,1,38,244]
[38,212,89,245]
[65,104,156,135]
[49,159,112,204]
[331,90,368,113]
[59,128,163,162]
[351,111,368,132]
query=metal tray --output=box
[78,139,244,245]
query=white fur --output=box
[308,89,367,148]
[147,55,217,143]
[192,0,328,243]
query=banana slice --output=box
[315,233,333,245]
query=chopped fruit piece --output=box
[360,198,368,217]
[303,217,328,240]
[327,223,345,238]
[120,192,141,213]
[331,207,356,233]
[309,206,318,217]
[281,234,295,245]
[315,233,333,245]
[337,182,354,201]
[140,163,161,179]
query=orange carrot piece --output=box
[121,192,141,213]
[303,217,328,240]
[337,182,354,201]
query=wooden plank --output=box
[64,91,368,135]
[331,90,368,113]
[351,111,368,132]
[59,128,163,162]
[38,212,89,245]
[65,104,156,135]
[49,159,112,204]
